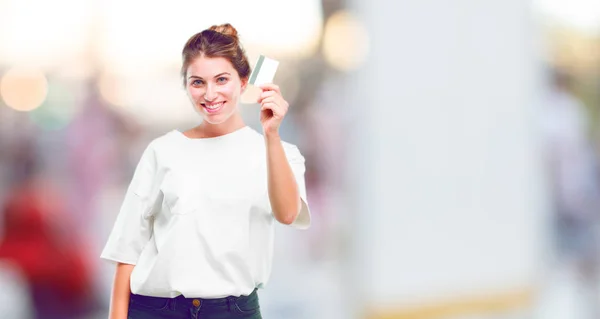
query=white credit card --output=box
[248,55,279,86]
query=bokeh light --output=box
[29,81,78,131]
[97,71,125,108]
[322,10,370,72]
[0,67,48,112]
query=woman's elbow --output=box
[276,211,298,225]
[273,196,302,225]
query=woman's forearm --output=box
[109,263,135,319]
[265,133,301,225]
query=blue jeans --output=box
[128,288,262,319]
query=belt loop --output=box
[169,297,176,311]
[227,296,235,312]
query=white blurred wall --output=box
[346,0,549,317]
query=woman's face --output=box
[185,56,247,125]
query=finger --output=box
[260,102,276,111]
[261,102,281,116]
[260,96,278,105]
[257,91,277,104]
[260,90,277,99]
[258,83,281,94]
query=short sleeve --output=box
[283,143,311,229]
[100,143,161,265]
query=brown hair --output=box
[180,23,251,87]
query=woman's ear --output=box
[241,78,248,93]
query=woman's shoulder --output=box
[145,130,185,151]
[132,130,185,166]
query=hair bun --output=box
[209,23,239,42]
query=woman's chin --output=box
[202,113,230,125]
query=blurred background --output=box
[0,0,599,318]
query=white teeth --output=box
[205,102,223,110]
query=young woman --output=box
[101,23,311,319]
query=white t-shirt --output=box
[100,126,311,298]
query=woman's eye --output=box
[217,77,228,84]
[192,79,203,86]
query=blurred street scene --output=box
[0,0,599,318]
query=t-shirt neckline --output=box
[174,126,250,141]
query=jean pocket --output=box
[234,301,260,315]
[129,295,170,311]
[233,292,260,315]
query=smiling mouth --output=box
[201,101,225,113]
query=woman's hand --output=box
[257,83,289,136]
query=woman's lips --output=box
[202,101,224,113]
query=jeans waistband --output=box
[130,288,258,307]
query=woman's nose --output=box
[204,84,217,101]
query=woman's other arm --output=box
[109,263,134,319]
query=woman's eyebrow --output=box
[213,72,231,78]
[188,72,231,80]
